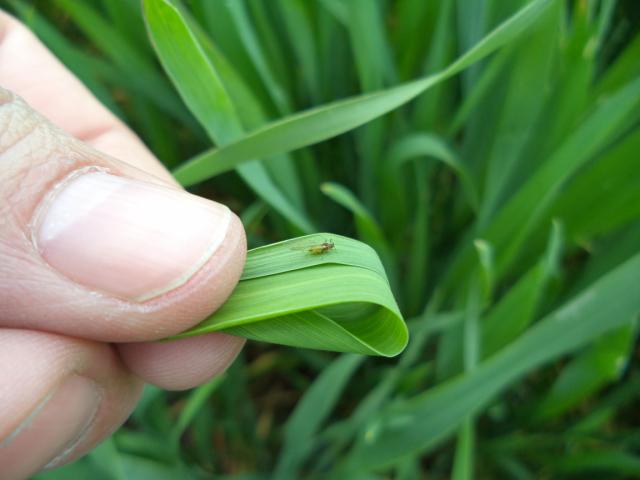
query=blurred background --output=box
[5,0,640,478]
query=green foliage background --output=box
[8,0,640,478]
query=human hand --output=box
[0,11,246,479]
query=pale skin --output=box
[0,11,247,479]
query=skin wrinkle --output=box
[0,336,82,439]
[0,83,11,103]
[0,85,13,105]
[0,95,140,222]
[0,93,55,154]
[2,134,50,220]
[43,380,103,470]
[0,112,43,191]
[1,102,77,227]
[78,118,128,146]
[0,389,55,448]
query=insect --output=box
[291,239,335,255]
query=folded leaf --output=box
[173,234,408,357]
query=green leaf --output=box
[23,0,640,477]
[405,159,430,315]
[551,127,640,241]
[173,0,554,184]
[447,49,510,136]
[89,438,128,480]
[143,0,238,142]
[347,0,394,92]
[477,2,560,226]
[555,449,640,477]
[200,1,305,208]
[445,75,640,289]
[412,0,456,129]
[225,0,292,115]
[351,251,640,468]
[493,76,640,271]
[172,234,407,357]
[143,0,313,232]
[481,220,563,357]
[534,322,637,420]
[345,0,392,207]
[388,132,479,211]
[275,354,364,480]
[54,0,191,124]
[595,31,640,97]
[570,374,640,434]
[274,0,321,102]
[320,182,395,281]
[452,419,475,480]
[170,374,226,444]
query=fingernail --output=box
[32,169,231,301]
[0,376,101,478]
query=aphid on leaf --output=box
[291,239,335,255]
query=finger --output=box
[118,333,245,391]
[0,329,142,478]
[0,9,170,180]
[0,88,246,342]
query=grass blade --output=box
[352,251,640,468]
[534,322,636,420]
[143,0,313,232]
[54,0,191,124]
[225,0,292,115]
[445,76,640,290]
[170,374,226,444]
[477,2,559,226]
[320,182,395,284]
[275,354,364,480]
[481,220,563,357]
[275,0,321,102]
[388,133,479,211]
[452,419,474,480]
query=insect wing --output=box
[289,242,314,251]
[289,239,335,255]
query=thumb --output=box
[0,88,246,341]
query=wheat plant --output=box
[11,0,640,478]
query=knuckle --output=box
[0,91,49,156]
[0,87,13,105]
[0,91,69,230]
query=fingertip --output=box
[134,208,247,339]
[117,333,245,391]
